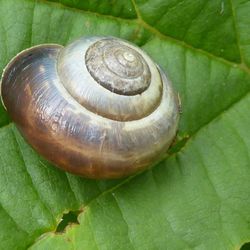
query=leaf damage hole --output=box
[56,210,81,233]
[240,242,250,250]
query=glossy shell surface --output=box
[1,36,180,179]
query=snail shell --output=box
[1,36,180,179]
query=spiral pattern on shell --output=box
[1,36,180,179]
[85,39,151,95]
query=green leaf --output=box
[32,93,250,250]
[47,0,137,19]
[0,0,249,249]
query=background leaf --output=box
[0,0,249,249]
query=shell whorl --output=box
[85,38,151,95]
[57,37,163,121]
[0,36,180,179]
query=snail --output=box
[0,36,180,179]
